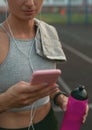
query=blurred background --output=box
[0,0,92,24]
[0,0,92,130]
[42,0,92,24]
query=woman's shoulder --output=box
[35,18,58,39]
[0,28,5,42]
[35,18,56,31]
[0,28,7,43]
[42,22,56,33]
[0,23,8,39]
[0,25,9,51]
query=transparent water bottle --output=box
[60,85,88,130]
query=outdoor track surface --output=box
[52,24,92,130]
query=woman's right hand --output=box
[0,81,58,112]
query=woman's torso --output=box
[0,23,56,128]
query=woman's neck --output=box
[4,14,36,39]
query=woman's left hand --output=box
[57,94,89,123]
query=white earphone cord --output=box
[28,105,36,130]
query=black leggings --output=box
[0,108,58,130]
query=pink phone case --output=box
[30,69,61,85]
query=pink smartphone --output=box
[30,69,61,85]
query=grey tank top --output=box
[0,24,56,112]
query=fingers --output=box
[82,105,89,123]
[5,81,59,109]
[30,84,58,98]
[18,83,58,106]
[29,83,49,92]
[16,82,49,93]
[26,87,58,106]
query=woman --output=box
[0,0,88,130]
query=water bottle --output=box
[60,85,88,130]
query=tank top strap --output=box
[0,23,11,38]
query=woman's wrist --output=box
[53,91,67,106]
[51,90,68,111]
